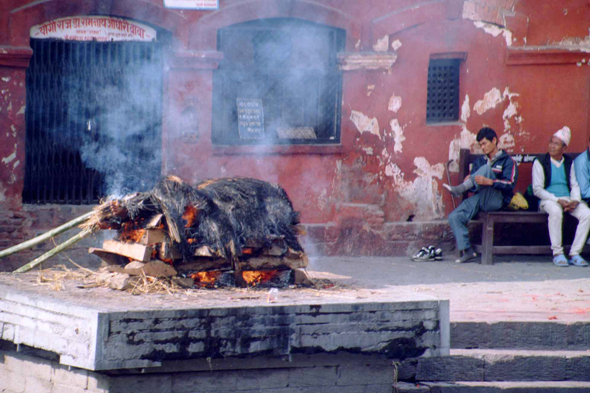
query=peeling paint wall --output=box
[1,0,590,257]
[0,67,26,210]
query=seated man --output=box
[574,134,590,203]
[444,127,518,263]
[533,127,590,267]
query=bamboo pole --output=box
[0,211,94,259]
[12,229,92,274]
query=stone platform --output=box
[0,272,448,392]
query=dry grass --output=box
[79,200,113,233]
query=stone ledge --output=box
[0,273,449,371]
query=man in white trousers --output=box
[533,126,590,267]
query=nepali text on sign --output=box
[237,99,264,140]
[30,16,156,42]
[164,0,219,10]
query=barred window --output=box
[23,39,163,204]
[212,18,345,145]
[426,59,460,123]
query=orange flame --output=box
[119,222,146,243]
[242,270,280,286]
[191,271,222,288]
[182,205,198,228]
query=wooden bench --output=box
[457,148,582,265]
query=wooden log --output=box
[140,229,166,245]
[88,248,129,266]
[0,211,93,259]
[145,214,164,229]
[238,255,308,270]
[175,258,231,273]
[102,240,152,262]
[293,268,313,286]
[13,229,92,273]
[194,245,214,257]
[107,261,177,277]
[172,277,195,288]
[159,241,181,261]
[262,242,287,257]
[96,272,140,290]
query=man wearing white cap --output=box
[532,126,590,267]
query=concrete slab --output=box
[0,272,449,371]
[307,256,590,322]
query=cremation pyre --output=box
[84,176,308,288]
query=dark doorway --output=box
[24,38,164,204]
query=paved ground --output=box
[308,255,590,323]
[4,251,590,324]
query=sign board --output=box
[30,16,156,42]
[237,98,264,139]
[164,0,219,10]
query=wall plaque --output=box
[30,16,156,42]
[237,98,264,139]
[164,0,219,10]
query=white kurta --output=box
[532,158,590,256]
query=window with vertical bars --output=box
[212,18,345,145]
[23,38,163,204]
[426,59,460,123]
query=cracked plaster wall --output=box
[0,68,25,209]
[2,0,590,257]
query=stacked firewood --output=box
[83,176,308,288]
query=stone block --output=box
[305,225,326,242]
[5,353,53,381]
[172,370,237,392]
[393,382,431,392]
[24,376,52,393]
[109,374,172,393]
[484,354,567,381]
[51,365,89,388]
[0,370,26,392]
[385,223,419,241]
[565,356,590,381]
[51,384,89,393]
[337,365,393,385]
[87,373,111,392]
[415,356,484,381]
[235,368,289,390]
[288,366,337,387]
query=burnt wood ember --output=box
[85,176,306,278]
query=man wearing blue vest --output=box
[533,127,590,267]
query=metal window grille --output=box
[426,59,460,123]
[24,38,163,204]
[212,18,345,145]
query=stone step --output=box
[414,381,590,392]
[452,321,590,350]
[400,349,590,382]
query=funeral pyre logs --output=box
[83,176,308,289]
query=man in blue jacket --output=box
[443,127,518,263]
[574,135,590,203]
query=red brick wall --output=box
[1,0,589,259]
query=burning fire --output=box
[191,271,222,288]
[182,204,198,228]
[242,270,281,286]
[119,222,146,243]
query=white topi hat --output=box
[554,126,571,146]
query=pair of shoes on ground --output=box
[553,254,589,267]
[455,247,477,264]
[412,246,442,261]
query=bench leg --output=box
[481,216,494,265]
